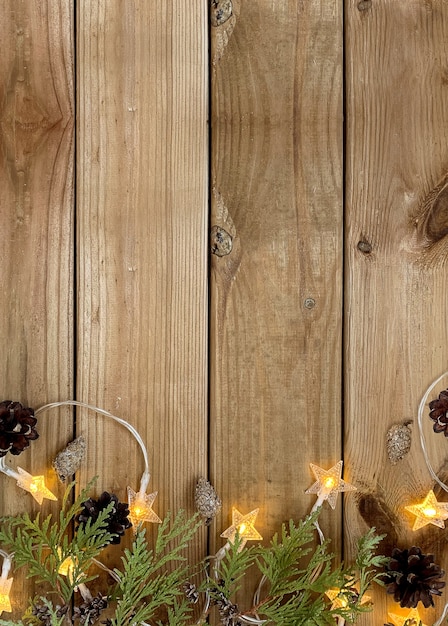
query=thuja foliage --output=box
[204,510,387,626]
[0,485,386,626]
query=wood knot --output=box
[410,174,448,262]
[211,225,233,256]
[357,240,372,254]
[210,0,233,26]
[357,0,372,10]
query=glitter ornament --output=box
[53,436,86,481]
[195,477,222,525]
[386,422,412,464]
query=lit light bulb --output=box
[58,553,77,583]
[405,490,448,530]
[422,507,436,518]
[127,486,162,528]
[0,577,13,615]
[16,468,57,504]
[306,461,356,509]
[325,587,370,619]
[388,608,426,626]
[221,507,262,550]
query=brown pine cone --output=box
[73,593,108,625]
[383,546,445,608]
[429,390,448,436]
[77,491,132,545]
[0,401,38,457]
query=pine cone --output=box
[0,401,38,457]
[213,591,242,626]
[73,593,108,625]
[183,582,200,604]
[429,390,448,436]
[77,492,132,545]
[383,546,446,608]
[32,603,68,625]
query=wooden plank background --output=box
[344,2,448,625]
[209,0,343,610]
[1,1,448,625]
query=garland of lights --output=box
[4,373,448,626]
[0,399,381,625]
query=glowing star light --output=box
[127,486,162,528]
[0,576,12,615]
[16,468,57,504]
[405,489,448,530]
[305,461,356,509]
[0,554,13,617]
[388,608,427,626]
[220,507,262,549]
[325,587,370,616]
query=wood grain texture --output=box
[345,1,448,624]
[76,0,208,572]
[210,0,343,611]
[0,0,74,616]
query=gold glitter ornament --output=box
[52,436,86,481]
[386,422,412,464]
[195,477,221,525]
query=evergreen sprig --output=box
[111,511,202,626]
[0,482,386,626]
[0,479,117,605]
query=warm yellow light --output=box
[16,468,57,505]
[306,461,356,509]
[58,556,76,579]
[221,507,262,550]
[405,490,448,530]
[127,486,162,529]
[389,608,426,626]
[0,578,13,615]
[422,507,437,518]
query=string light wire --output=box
[417,371,448,626]
[35,401,150,486]
[417,371,448,494]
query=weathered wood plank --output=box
[345,1,448,625]
[76,0,208,572]
[210,0,343,612]
[0,0,74,616]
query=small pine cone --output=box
[32,603,68,625]
[214,591,242,626]
[76,492,132,545]
[429,390,448,436]
[73,593,108,625]
[183,582,199,604]
[195,477,221,525]
[0,401,38,457]
[383,546,446,608]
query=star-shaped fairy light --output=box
[16,467,57,504]
[127,486,162,528]
[0,576,13,615]
[220,507,262,549]
[388,608,426,626]
[305,461,356,509]
[325,586,370,617]
[405,490,448,530]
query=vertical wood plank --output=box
[77,0,208,569]
[345,2,448,625]
[0,0,74,616]
[210,0,343,608]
